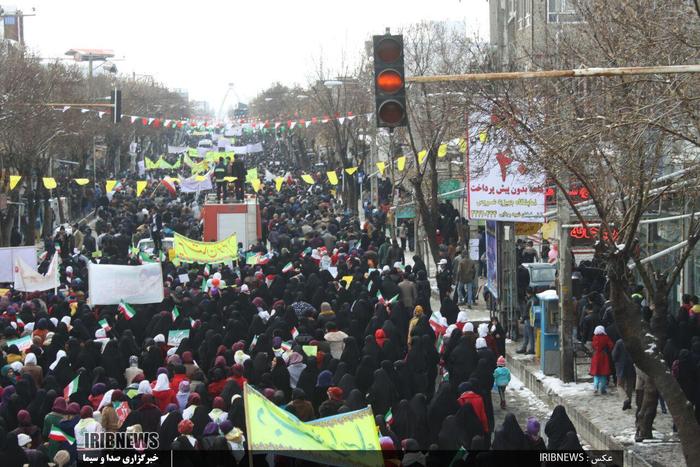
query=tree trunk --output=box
[608,260,700,464]
[24,192,36,247]
[637,384,658,440]
[412,178,440,265]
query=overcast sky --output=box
[12,0,489,112]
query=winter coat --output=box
[589,334,613,376]
[457,391,489,433]
[493,366,511,387]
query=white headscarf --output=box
[445,324,457,338]
[154,373,170,391]
[154,334,165,344]
[98,389,114,410]
[457,311,469,324]
[24,353,37,366]
[234,350,250,366]
[464,322,474,333]
[594,325,606,335]
[49,350,67,371]
[10,362,22,373]
[137,380,153,395]
[478,323,489,338]
[475,337,487,349]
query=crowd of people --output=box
[0,131,588,466]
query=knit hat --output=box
[497,356,506,367]
[178,419,194,435]
[475,337,487,349]
[54,450,71,467]
[327,386,344,401]
[526,417,540,436]
[80,405,94,419]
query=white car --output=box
[137,237,174,254]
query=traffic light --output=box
[373,33,406,128]
[110,89,122,123]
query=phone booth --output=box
[537,290,560,376]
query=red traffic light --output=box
[378,100,405,127]
[376,70,403,94]
[375,38,402,63]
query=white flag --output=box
[14,254,59,292]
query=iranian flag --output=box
[291,327,299,339]
[203,265,210,277]
[190,317,196,328]
[436,333,445,354]
[385,408,394,425]
[429,312,447,336]
[249,335,258,350]
[281,341,293,352]
[387,294,399,304]
[172,306,180,322]
[161,177,177,196]
[201,278,208,293]
[16,316,24,327]
[49,426,75,444]
[98,319,110,331]
[63,374,80,399]
[282,262,293,274]
[376,290,384,303]
[367,280,373,292]
[118,301,136,320]
[258,252,273,265]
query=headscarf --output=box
[49,350,67,371]
[154,373,170,391]
[137,380,153,395]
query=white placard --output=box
[0,246,37,283]
[88,263,164,305]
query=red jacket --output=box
[152,389,177,413]
[458,391,489,432]
[590,334,614,376]
[170,373,189,392]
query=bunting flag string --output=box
[326,171,339,185]
[397,156,406,172]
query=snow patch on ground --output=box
[533,370,593,397]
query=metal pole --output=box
[407,64,700,84]
[558,189,575,382]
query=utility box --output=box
[202,197,261,250]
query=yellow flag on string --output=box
[327,171,338,185]
[397,156,406,171]
[223,176,237,182]
[301,174,315,185]
[330,189,336,197]
[136,180,148,197]
[376,162,386,176]
[42,177,57,189]
[438,144,448,158]
[342,275,354,289]
[251,179,262,192]
[105,180,117,193]
[73,178,89,186]
[275,177,284,192]
[458,138,467,153]
[479,131,488,143]
[345,167,358,175]
[9,175,21,190]
[418,150,428,164]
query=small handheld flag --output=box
[282,262,294,274]
[171,306,180,322]
[98,319,110,331]
[291,327,299,339]
[385,408,394,425]
[64,374,80,399]
[118,301,136,320]
[49,426,76,444]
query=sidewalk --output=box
[505,341,682,466]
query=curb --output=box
[505,348,655,467]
